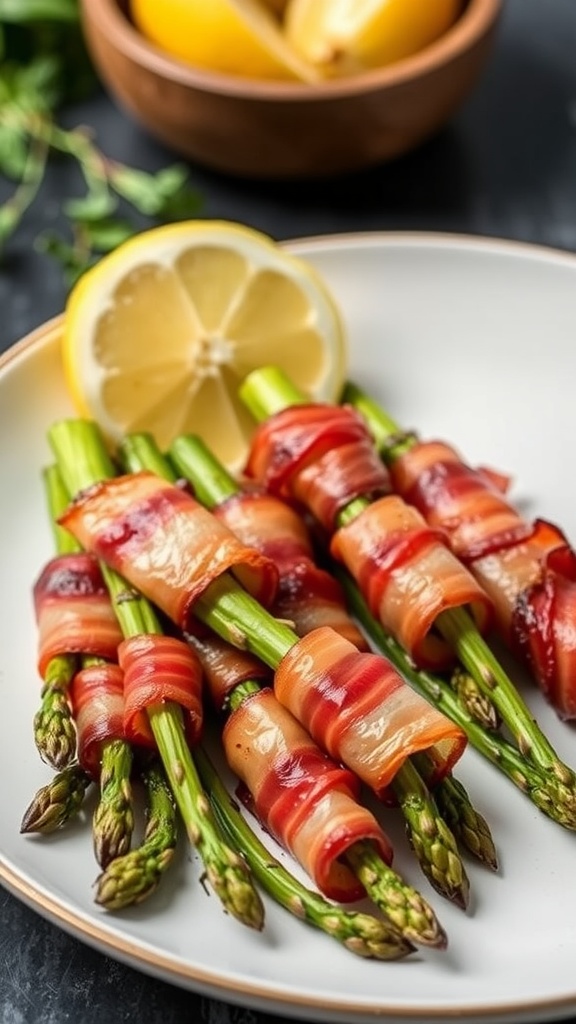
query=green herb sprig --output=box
[0,0,202,282]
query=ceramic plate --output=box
[2,233,576,1024]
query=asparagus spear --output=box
[195,740,413,960]
[114,429,448,947]
[43,468,135,868]
[238,368,576,832]
[49,421,265,931]
[32,466,79,769]
[95,756,178,911]
[20,762,92,834]
[41,464,135,866]
[164,431,469,909]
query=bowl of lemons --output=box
[80,0,502,179]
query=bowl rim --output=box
[81,0,503,101]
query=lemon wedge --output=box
[284,0,462,77]
[63,220,348,473]
[131,0,320,82]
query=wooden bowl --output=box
[80,0,502,179]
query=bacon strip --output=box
[390,439,576,718]
[118,633,204,747]
[187,631,271,712]
[245,404,391,531]
[33,552,124,677]
[59,471,278,631]
[274,626,466,799]
[223,687,394,902]
[69,662,125,778]
[330,496,492,669]
[216,490,368,649]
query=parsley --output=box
[0,0,202,282]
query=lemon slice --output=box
[284,0,461,77]
[63,220,348,473]
[130,0,320,82]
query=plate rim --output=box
[3,230,576,1024]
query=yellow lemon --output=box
[63,220,348,473]
[130,0,319,82]
[284,0,462,77]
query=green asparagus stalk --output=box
[20,762,92,834]
[238,367,576,831]
[165,431,469,909]
[49,420,265,931]
[41,464,135,866]
[32,465,80,769]
[116,429,447,947]
[195,743,413,960]
[449,666,500,732]
[95,755,178,910]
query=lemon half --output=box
[63,220,347,473]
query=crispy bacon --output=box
[390,439,576,718]
[118,633,204,747]
[33,552,124,676]
[59,471,278,631]
[330,496,492,669]
[69,662,125,778]
[186,632,271,712]
[245,404,391,531]
[215,490,368,649]
[391,440,533,561]
[223,687,394,902]
[274,626,466,799]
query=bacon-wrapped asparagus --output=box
[24,465,180,905]
[345,382,576,723]
[50,413,453,942]
[165,431,490,900]
[237,367,576,831]
[48,421,265,931]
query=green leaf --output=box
[0,124,29,179]
[81,217,135,253]
[63,190,118,221]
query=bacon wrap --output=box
[33,552,124,677]
[223,687,393,902]
[59,472,278,632]
[215,490,368,649]
[509,543,576,719]
[390,440,576,718]
[330,495,492,669]
[244,404,391,531]
[274,626,466,799]
[187,632,272,713]
[69,662,125,778]
[390,440,534,561]
[118,633,204,747]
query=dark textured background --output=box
[2,1,576,1021]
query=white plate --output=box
[2,232,576,1024]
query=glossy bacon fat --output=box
[330,496,492,669]
[223,687,393,902]
[274,626,466,798]
[215,490,368,649]
[69,662,125,778]
[33,552,124,677]
[59,471,278,631]
[244,404,391,532]
[119,634,204,747]
[390,439,576,718]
